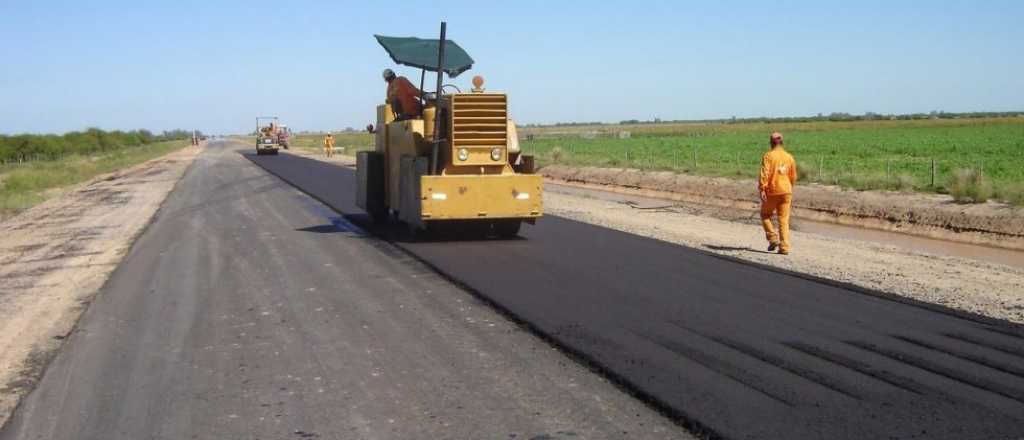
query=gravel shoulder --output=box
[291,150,1024,324]
[0,145,201,428]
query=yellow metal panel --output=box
[375,104,394,154]
[386,119,428,209]
[420,174,543,220]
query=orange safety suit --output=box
[323,135,335,157]
[387,76,422,118]
[758,147,797,253]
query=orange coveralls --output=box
[323,135,335,157]
[758,147,798,253]
[386,76,422,119]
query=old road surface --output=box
[6,140,1024,440]
[0,141,690,440]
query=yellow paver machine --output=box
[357,22,542,237]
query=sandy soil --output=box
[292,149,1024,324]
[0,145,201,428]
[542,165,1024,250]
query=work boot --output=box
[768,242,779,252]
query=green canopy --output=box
[374,35,474,78]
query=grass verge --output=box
[0,140,189,219]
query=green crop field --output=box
[519,117,1024,204]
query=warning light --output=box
[471,75,485,92]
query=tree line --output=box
[0,128,194,164]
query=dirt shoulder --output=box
[0,145,201,429]
[542,165,1024,250]
[287,148,1024,324]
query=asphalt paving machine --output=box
[356,23,542,237]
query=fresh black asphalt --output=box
[248,149,1024,440]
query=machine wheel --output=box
[368,207,388,224]
[494,220,522,238]
[255,149,263,156]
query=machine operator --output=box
[383,68,422,120]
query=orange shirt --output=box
[759,147,797,195]
[386,76,422,117]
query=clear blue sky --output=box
[2,0,1022,135]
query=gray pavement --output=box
[0,141,689,440]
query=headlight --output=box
[457,148,469,161]
[490,148,502,161]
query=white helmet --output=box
[382,68,396,81]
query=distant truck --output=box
[255,116,288,155]
[275,125,291,149]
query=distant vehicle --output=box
[276,125,291,149]
[255,116,281,155]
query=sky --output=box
[1,0,1022,135]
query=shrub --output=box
[995,182,1024,205]
[894,173,917,192]
[0,128,189,163]
[550,146,564,164]
[948,168,993,203]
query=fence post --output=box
[692,147,698,170]
[819,157,824,180]
[886,159,891,179]
[735,152,740,173]
[931,158,936,187]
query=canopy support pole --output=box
[419,69,426,105]
[430,21,447,175]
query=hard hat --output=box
[382,68,396,80]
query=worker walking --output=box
[383,68,422,120]
[324,133,335,158]
[759,132,798,255]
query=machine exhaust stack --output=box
[430,21,447,175]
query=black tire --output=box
[368,207,388,224]
[494,220,522,238]
[256,149,263,156]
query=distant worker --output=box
[758,132,798,255]
[324,133,335,158]
[383,68,422,120]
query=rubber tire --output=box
[368,208,388,225]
